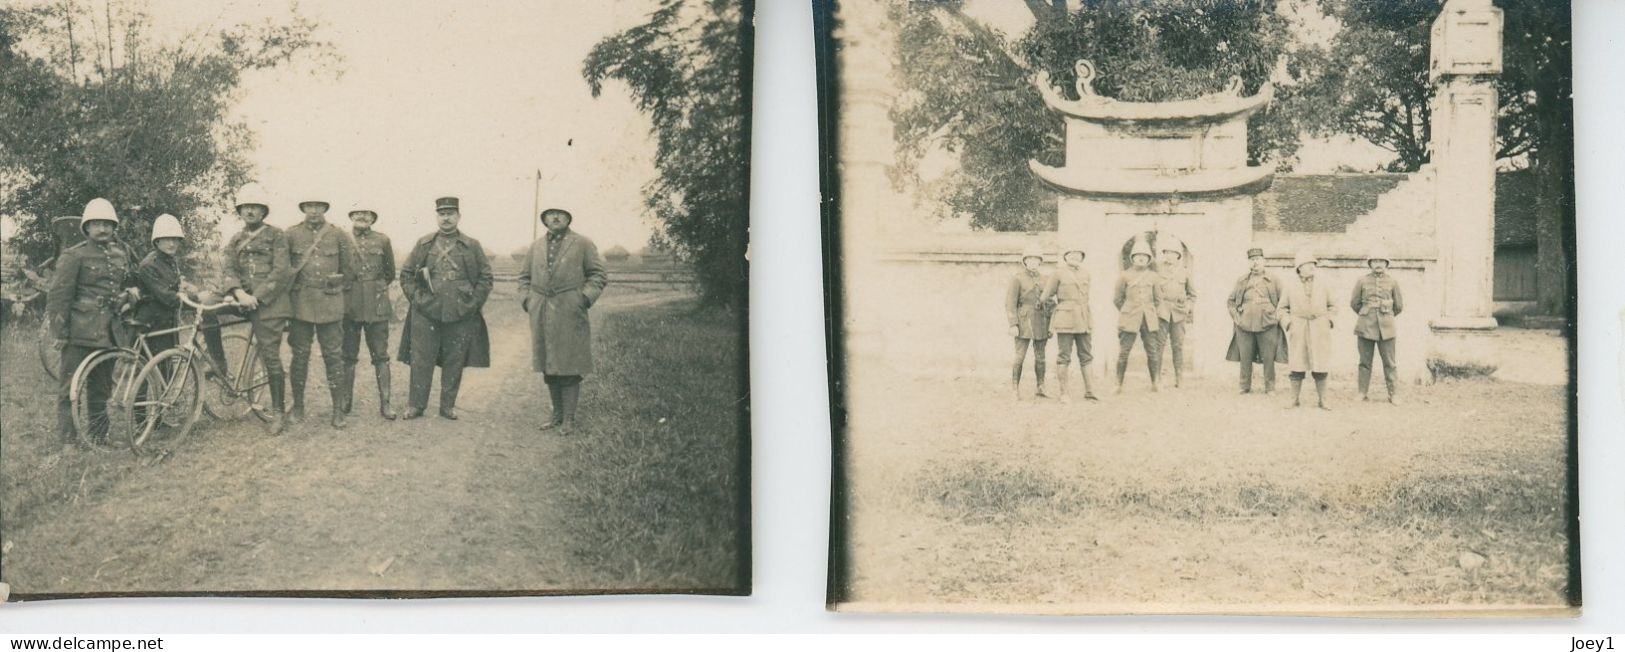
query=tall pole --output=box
[531,168,541,242]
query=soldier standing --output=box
[131,214,191,353]
[1351,251,1404,404]
[47,198,138,445]
[1225,247,1286,394]
[1154,234,1194,388]
[1041,240,1097,402]
[339,204,398,420]
[398,197,492,420]
[1279,251,1337,410]
[284,194,359,429]
[1006,243,1052,401]
[518,208,609,433]
[1113,238,1162,393]
[221,183,293,434]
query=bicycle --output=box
[124,294,274,455]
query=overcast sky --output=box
[144,0,664,254]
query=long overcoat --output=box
[396,230,492,368]
[518,229,609,375]
[1280,276,1338,373]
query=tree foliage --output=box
[583,0,751,307]
[0,0,337,266]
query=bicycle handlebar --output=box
[178,293,240,312]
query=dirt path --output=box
[3,289,690,594]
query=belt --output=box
[540,284,582,297]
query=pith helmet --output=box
[347,202,378,220]
[298,192,330,211]
[1293,249,1319,271]
[1366,250,1391,267]
[150,214,184,242]
[1129,238,1153,260]
[81,198,118,233]
[1058,240,1087,262]
[1020,242,1045,263]
[234,182,270,213]
[1157,233,1185,258]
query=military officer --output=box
[1040,240,1097,402]
[222,182,293,434]
[1154,234,1194,388]
[398,196,492,420]
[1350,250,1404,404]
[518,208,609,433]
[1006,242,1052,400]
[1225,247,1286,394]
[1113,238,1162,393]
[1279,250,1337,410]
[284,193,359,429]
[339,204,398,420]
[131,214,191,353]
[47,198,139,445]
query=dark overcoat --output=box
[518,229,608,375]
[396,230,492,368]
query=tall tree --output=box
[0,0,337,265]
[583,0,752,308]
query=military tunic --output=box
[343,229,396,367]
[1350,271,1404,398]
[285,220,358,325]
[132,251,183,351]
[1113,267,1164,383]
[1155,265,1194,379]
[46,239,136,441]
[1005,270,1051,340]
[222,225,292,321]
[1042,265,1092,367]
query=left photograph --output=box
[0,0,751,597]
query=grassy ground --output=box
[839,364,1572,613]
[0,286,746,595]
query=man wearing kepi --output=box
[339,204,398,420]
[1350,250,1404,404]
[47,198,138,446]
[1226,247,1286,394]
[285,193,359,429]
[221,183,293,434]
[1279,250,1337,410]
[519,208,608,433]
[399,196,492,420]
[1041,240,1097,402]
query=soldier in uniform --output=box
[338,204,397,420]
[1041,240,1097,402]
[47,198,139,445]
[1113,238,1162,393]
[1226,247,1286,394]
[132,214,192,353]
[1350,251,1404,404]
[1006,243,1052,400]
[398,197,492,420]
[284,194,359,429]
[1279,250,1337,409]
[518,208,609,433]
[221,183,293,434]
[1154,234,1194,388]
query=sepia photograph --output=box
[0,0,751,597]
[820,0,1577,614]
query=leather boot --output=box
[1011,365,1023,401]
[1056,364,1070,403]
[340,363,356,415]
[330,385,348,429]
[1034,359,1049,399]
[375,363,397,420]
[1147,356,1161,393]
[267,373,288,435]
[1289,375,1303,408]
[540,383,565,431]
[1114,357,1128,394]
[560,381,580,433]
[1314,373,1331,410]
[289,374,306,424]
[1081,365,1099,401]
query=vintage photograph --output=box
[0,0,751,596]
[821,0,1576,614]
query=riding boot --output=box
[1114,357,1128,394]
[375,363,397,420]
[329,385,347,429]
[1172,348,1184,388]
[1314,373,1331,410]
[1034,359,1049,399]
[340,363,356,415]
[267,373,288,435]
[1289,374,1303,408]
[1080,365,1099,401]
[289,373,306,424]
[1147,356,1161,393]
[1011,364,1022,401]
[1056,364,1071,403]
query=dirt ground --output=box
[0,286,737,595]
[837,331,1573,614]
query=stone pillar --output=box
[1427,0,1503,366]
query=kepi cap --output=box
[435,196,460,211]
[1246,247,1265,260]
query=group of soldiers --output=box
[1006,236,1405,410]
[45,183,609,447]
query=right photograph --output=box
[818,0,1577,615]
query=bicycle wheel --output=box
[39,320,60,381]
[128,348,202,454]
[69,349,141,452]
[202,333,269,422]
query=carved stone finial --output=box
[1224,76,1243,96]
[1073,59,1097,98]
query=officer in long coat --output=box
[339,205,398,420]
[285,194,359,429]
[1225,247,1287,394]
[1006,242,1052,400]
[1040,240,1097,402]
[1113,238,1162,393]
[518,208,608,433]
[1279,250,1337,409]
[1154,234,1194,388]
[221,183,293,434]
[1350,250,1404,404]
[47,198,139,445]
[398,196,492,420]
